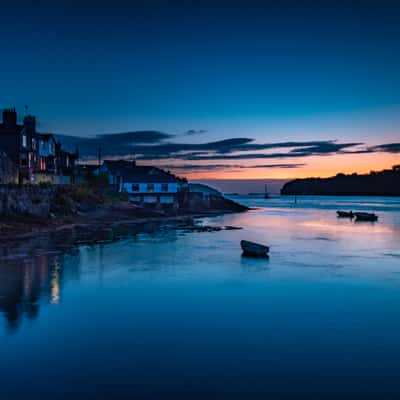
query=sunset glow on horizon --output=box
[150,152,399,181]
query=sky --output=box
[1,0,399,180]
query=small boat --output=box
[354,212,378,222]
[337,210,354,218]
[264,184,270,199]
[240,240,269,258]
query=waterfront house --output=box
[56,143,78,179]
[0,108,78,184]
[38,133,57,173]
[97,160,181,206]
[96,159,131,190]
[34,133,78,183]
[0,109,38,183]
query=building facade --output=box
[0,108,78,184]
[97,160,181,206]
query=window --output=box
[147,183,154,192]
[32,138,36,150]
[131,184,139,192]
[22,135,27,148]
[161,183,168,192]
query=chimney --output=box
[2,108,17,128]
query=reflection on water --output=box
[1,196,400,398]
[0,254,61,331]
[0,224,182,332]
[1,196,400,333]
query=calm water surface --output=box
[1,196,400,399]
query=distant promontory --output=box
[281,165,400,196]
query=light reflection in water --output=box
[0,196,400,398]
[0,254,65,331]
[50,265,60,305]
[0,195,400,334]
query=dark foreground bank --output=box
[0,184,248,242]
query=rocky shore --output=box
[0,184,248,244]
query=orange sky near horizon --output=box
[163,152,400,180]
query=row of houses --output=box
[0,107,221,208]
[0,108,78,184]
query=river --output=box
[1,196,400,398]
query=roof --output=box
[102,160,179,183]
[39,133,56,143]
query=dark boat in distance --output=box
[337,210,378,221]
[337,211,354,218]
[241,240,270,258]
[354,212,378,222]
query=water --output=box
[1,196,400,399]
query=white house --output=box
[97,160,181,206]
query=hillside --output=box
[281,165,400,196]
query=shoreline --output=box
[0,204,246,243]
[0,206,246,264]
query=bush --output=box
[86,173,109,189]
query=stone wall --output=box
[0,151,18,184]
[26,173,72,185]
[0,185,57,218]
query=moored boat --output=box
[240,240,269,258]
[354,212,378,222]
[337,210,354,218]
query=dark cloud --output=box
[98,131,173,143]
[183,129,207,136]
[290,142,363,154]
[126,139,362,160]
[367,143,400,153]
[56,130,400,169]
[158,163,305,171]
[55,131,173,155]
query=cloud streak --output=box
[367,143,400,153]
[183,129,207,136]
[158,163,306,171]
[55,130,399,173]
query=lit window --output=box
[161,183,168,192]
[131,184,139,191]
[147,183,154,192]
[22,135,27,147]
